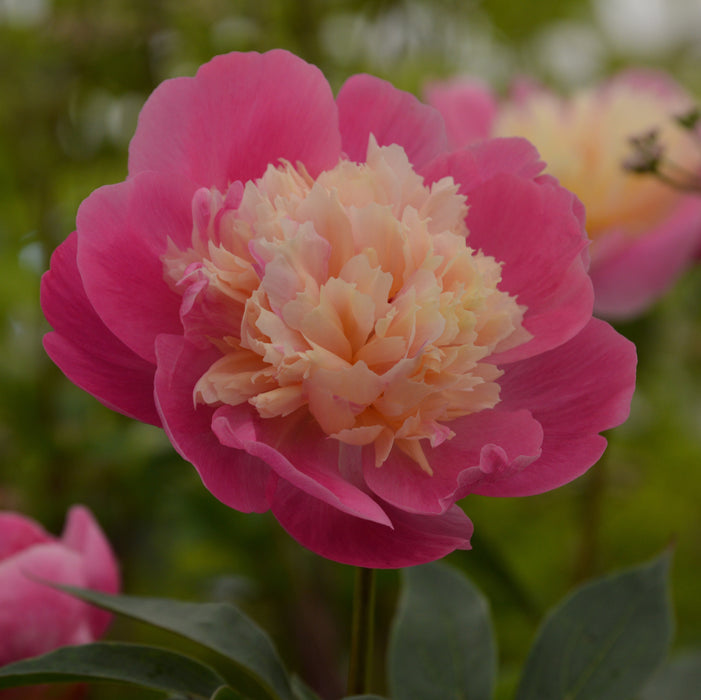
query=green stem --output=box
[347,566,376,696]
[573,451,608,583]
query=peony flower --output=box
[0,506,119,670]
[426,70,701,319]
[41,50,636,568]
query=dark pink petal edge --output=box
[154,334,273,514]
[271,480,472,568]
[363,408,543,515]
[76,172,197,363]
[41,232,160,426]
[474,318,637,496]
[212,407,393,527]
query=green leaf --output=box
[0,642,226,698]
[388,561,496,700]
[211,685,248,700]
[639,650,701,700]
[344,695,388,699]
[55,584,292,700]
[516,552,673,700]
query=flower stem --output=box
[573,451,607,583]
[347,566,376,696]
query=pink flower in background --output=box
[0,505,119,668]
[426,70,701,319]
[41,50,636,568]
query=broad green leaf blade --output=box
[55,584,292,700]
[344,695,388,699]
[389,561,496,700]
[211,686,248,700]
[0,642,225,698]
[516,552,673,700]
[639,651,701,700]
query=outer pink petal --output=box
[271,481,472,568]
[154,335,272,513]
[591,197,701,319]
[424,147,593,361]
[424,78,498,147]
[336,74,448,168]
[41,232,160,426]
[0,514,50,561]
[61,506,120,637]
[0,545,92,665]
[469,178,591,363]
[212,407,392,527]
[364,409,543,515]
[129,50,341,189]
[421,136,546,187]
[475,318,636,496]
[76,172,197,363]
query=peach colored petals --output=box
[42,50,637,567]
[0,506,120,666]
[426,69,701,319]
[168,138,530,473]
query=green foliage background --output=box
[1,1,699,698]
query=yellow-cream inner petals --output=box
[163,137,530,471]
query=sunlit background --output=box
[1,1,700,698]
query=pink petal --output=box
[271,481,472,568]
[212,408,392,527]
[477,318,636,496]
[154,335,273,513]
[61,506,120,637]
[601,67,692,100]
[129,50,341,189]
[41,232,160,426]
[591,197,701,319]
[0,514,50,561]
[421,136,546,187]
[76,172,197,363]
[426,152,593,361]
[0,545,92,665]
[364,409,543,514]
[424,78,498,146]
[337,74,448,168]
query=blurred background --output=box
[1,0,700,698]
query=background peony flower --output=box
[0,505,119,697]
[41,50,636,568]
[426,70,701,319]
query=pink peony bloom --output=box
[0,506,119,667]
[426,70,701,319]
[41,50,636,568]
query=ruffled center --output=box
[163,137,530,472]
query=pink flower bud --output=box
[0,506,120,667]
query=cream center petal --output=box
[163,136,531,472]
